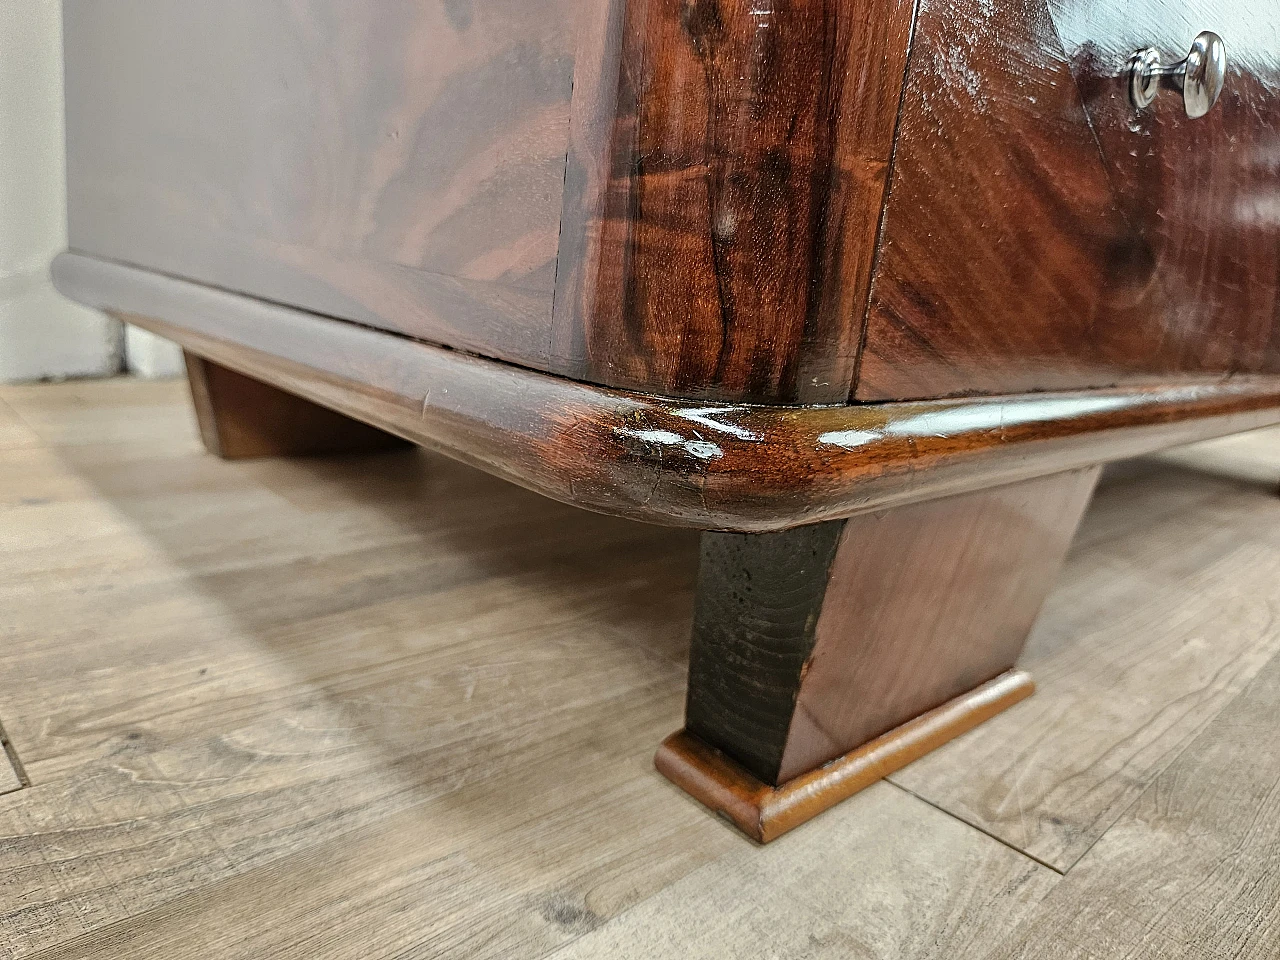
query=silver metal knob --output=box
[1130,31,1227,119]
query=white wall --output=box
[124,325,186,379]
[0,1,181,382]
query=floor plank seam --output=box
[1,393,40,434]
[1049,634,1280,876]
[1050,750,1203,876]
[884,779,1066,876]
[0,715,31,790]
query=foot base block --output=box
[656,669,1034,842]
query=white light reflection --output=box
[614,427,724,461]
[887,395,1133,439]
[817,429,882,450]
[817,394,1138,451]
[671,406,762,441]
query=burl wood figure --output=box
[55,0,1280,841]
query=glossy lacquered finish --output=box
[60,0,1280,405]
[857,0,1280,400]
[52,252,1280,531]
[63,0,915,405]
[558,0,1280,402]
[551,0,915,404]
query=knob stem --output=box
[1130,31,1227,119]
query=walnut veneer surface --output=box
[61,0,1280,404]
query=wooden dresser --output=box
[54,0,1280,841]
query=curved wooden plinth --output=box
[656,670,1034,843]
[53,252,1280,532]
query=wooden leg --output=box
[185,352,408,459]
[657,468,1101,841]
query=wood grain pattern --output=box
[0,763,19,797]
[553,0,916,403]
[891,444,1280,870]
[0,377,201,449]
[856,0,1280,401]
[51,252,1280,532]
[1048,0,1280,378]
[682,523,845,780]
[859,0,1128,399]
[658,671,1034,842]
[980,607,1280,959]
[0,378,724,959]
[60,0,1280,405]
[63,0,916,404]
[778,469,1099,781]
[546,781,1058,960]
[62,0,577,369]
[186,353,407,459]
[7,378,1280,958]
[682,470,1095,797]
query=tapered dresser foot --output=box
[185,352,408,459]
[658,468,1101,841]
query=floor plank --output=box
[0,381,724,957]
[4,378,1280,959]
[0,380,198,450]
[2,692,738,960]
[0,443,692,779]
[0,733,21,796]
[541,783,1057,960]
[979,621,1280,959]
[890,430,1280,870]
[26,784,1057,960]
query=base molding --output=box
[655,670,1034,843]
[50,252,1280,532]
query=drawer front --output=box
[64,0,576,370]
[855,0,1280,401]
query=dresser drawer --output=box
[855,0,1280,400]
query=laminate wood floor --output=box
[1,378,1278,960]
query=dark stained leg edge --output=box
[185,352,408,460]
[657,468,1102,841]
